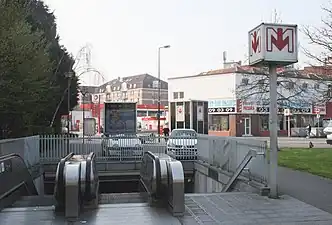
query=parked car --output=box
[102,134,143,158]
[166,128,198,160]
[323,120,332,144]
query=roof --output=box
[168,65,332,81]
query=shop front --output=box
[207,99,237,136]
[236,100,327,137]
[208,99,327,137]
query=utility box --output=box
[169,100,208,134]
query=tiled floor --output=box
[1,193,332,225]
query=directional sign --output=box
[249,23,298,66]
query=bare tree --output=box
[302,3,332,65]
[235,66,331,106]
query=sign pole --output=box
[269,64,278,199]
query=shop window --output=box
[209,115,229,131]
[260,115,269,131]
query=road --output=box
[240,137,331,148]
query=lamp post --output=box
[80,87,89,153]
[65,72,73,154]
[157,45,170,139]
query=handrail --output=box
[54,152,74,205]
[85,152,96,200]
[0,153,19,160]
[0,153,38,208]
[144,151,161,197]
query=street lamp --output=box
[80,87,89,153]
[65,72,73,154]
[157,45,170,139]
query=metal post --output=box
[82,93,85,153]
[66,73,72,154]
[269,64,278,199]
[287,116,291,137]
[157,47,161,141]
[98,95,101,134]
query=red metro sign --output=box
[266,27,295,53]
[248,23,298,66]
[251,30,260,53]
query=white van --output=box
[323,120,332,144]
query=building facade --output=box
[168,66,332,137]
[72,74,168,133]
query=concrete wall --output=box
[194,161,270,196]
[0,136,40,168]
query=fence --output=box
[197,135,268,184]
[40,135,169,163]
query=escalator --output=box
[0,154,38,210]
[0,151,186,223]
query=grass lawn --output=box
[278,148,332,179]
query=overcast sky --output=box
[43,0,328,85]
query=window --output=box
[241,78,249,85]
[209,115,229,131]
[260,115,269,131]
[137,110,147,117]
[302,82,308,89]
[133,84,136,88]
[257,79,265,87]
[173,92,179,99]
[179,92,184,99]
[287,82,294,89]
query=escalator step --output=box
[99,193,147,204]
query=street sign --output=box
[92,94,100,103]
[284,108,291,116]
[248,23,298,66]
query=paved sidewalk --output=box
[241,136,331,148]
[278,166,332,214]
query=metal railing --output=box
[40,134,200,163]
[197,135,268,185]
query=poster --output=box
[176,105,184,122]
[197,106,203,121]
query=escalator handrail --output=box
[85,152,96,200]
[55,152,75,203]
[144,151,161,197]
[0,153,38,200]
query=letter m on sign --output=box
[266,27,294,53]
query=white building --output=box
[168,65,331,137]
